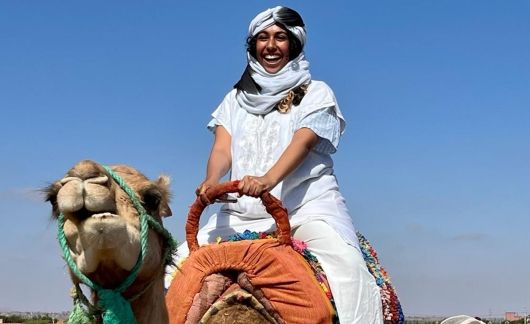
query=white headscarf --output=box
[235,6,312,115]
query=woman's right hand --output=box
[195,178,219,204]
[196,179,238,205]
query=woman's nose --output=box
[266,38,277,51]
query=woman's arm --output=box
[196,125,232,196]
[238,127,318,196]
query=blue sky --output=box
[1,1,529,318]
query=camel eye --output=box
[142,187,162,213]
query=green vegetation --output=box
[0,313,60,323]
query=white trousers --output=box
[292,221,383,324]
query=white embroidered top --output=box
[199,80,359,249]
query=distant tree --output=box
[4,314,25,322]
[1,313,53,324]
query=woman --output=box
[172,6,383,323]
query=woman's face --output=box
[255,24,290,74]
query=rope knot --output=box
[98,289,136,324]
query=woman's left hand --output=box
[238,175,275,197]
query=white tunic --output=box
[198,80,359,249]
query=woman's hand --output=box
[195,178,219,204]
[238,175,276,197]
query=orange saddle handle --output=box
[185,180,292,252]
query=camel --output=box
[46,160,403,323]
[45,160,175,324]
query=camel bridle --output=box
[57,165,177,324]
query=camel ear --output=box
[156,175,172,217]
[157,174,171,188]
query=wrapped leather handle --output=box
[186,180,292,252]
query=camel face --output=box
[45,160,172,287]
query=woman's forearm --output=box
[205,148,231,181]
[204,125,232,182]
[265,127,318,186]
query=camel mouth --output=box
[71,207,119,222]
[90,212,119,219]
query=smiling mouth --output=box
[263,55,282,65]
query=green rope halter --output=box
[57,165,177,324]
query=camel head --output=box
[45,160,174,323]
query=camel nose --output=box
[60,175,108,186]
[57,161,116,218]
[69,160,108,181]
